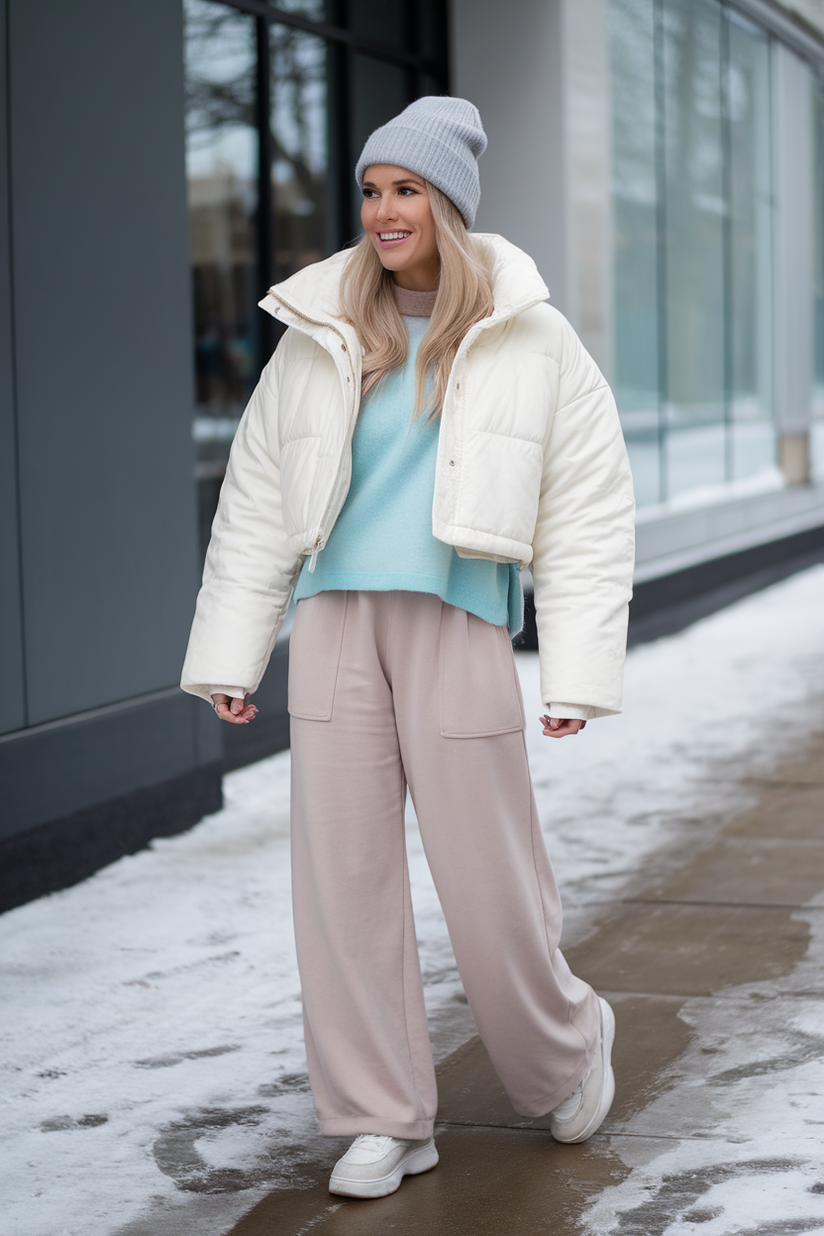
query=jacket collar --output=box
[473,233,550,320]
[259,234,550,335]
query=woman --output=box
[181,96,635,1200]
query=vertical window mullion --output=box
[255,15,276,359]
[721,5,734,483]
[405,0,420,102]
[653,0,669,503]
[434,0,450,93]
[326,0,353,248]
[332,45,354,248]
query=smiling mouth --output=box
[378,231,411,242]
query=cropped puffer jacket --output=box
[181,234,635,715]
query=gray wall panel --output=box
[8,0,198,724]
[0,0,26,734]
[0,690,204,841]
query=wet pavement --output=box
[224,729,824,1236]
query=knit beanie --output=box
[355,96,487,229]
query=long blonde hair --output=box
[339,182,495,417]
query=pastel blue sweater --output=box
[294,312,523,633]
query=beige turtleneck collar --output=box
[392,282,438,317]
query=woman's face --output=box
[361,164,440,291]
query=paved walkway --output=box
[225,728,824,1235]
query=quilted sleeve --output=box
[180,345,301,704]
[530,315,635,716]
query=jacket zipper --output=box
[308,535,324,573]
[266,290,360,570]
[267,287,545,565]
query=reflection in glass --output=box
[184,0,258,555]
[270,24,330,281]
[609,0,777,505]
[609,0,661,505]
[663,0,725,499]
[727,13,774,482]
[270,0,329,18]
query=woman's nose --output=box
[376,194,397,223]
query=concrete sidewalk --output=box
[225,728,824,1235]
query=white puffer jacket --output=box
[181,235,635,715]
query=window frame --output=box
[195,0,449,359]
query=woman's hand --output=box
[540,715,586,738]
[211,693,258,724]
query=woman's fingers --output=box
[539,715,585,738]
[211,693,258,725]
[217,702,258,724]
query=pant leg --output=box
[385,592,600,1118]
[288,591,437,1139]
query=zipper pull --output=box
[308,536,324,573]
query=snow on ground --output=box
[2,565,824,1236]
[584,895,824,1236]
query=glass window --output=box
[351,54,411,156]
[609,0,777,506]
[663,0,726,500]
[726,12,774,482]
[184,0,258,555]
[418,0,447,62]
[270,0,330,18]
[813,72,824,479]
[608,0,661,505]
[350,0,408,52]
[270,24,331,282]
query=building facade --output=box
[2,0,823,909]
[452,0,824,609]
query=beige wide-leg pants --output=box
[288,590,600,1139]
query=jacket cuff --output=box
[546,702,597,721]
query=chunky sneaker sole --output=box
[329,1136,439,1199]
[550,996,616,1144]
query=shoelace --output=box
[351,1133,394,1151]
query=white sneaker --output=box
[328,1133,439,1198]
[549,996,616,1143]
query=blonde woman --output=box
[181,97,635,1199]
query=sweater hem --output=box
[295,573,511,628]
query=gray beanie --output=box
[355,96,487,229]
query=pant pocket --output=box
[439,605,525,738]
[288,593,348,721]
